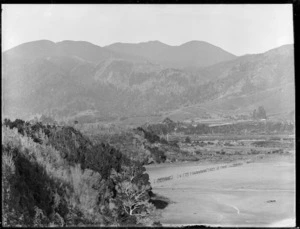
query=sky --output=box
[2,4,294,56]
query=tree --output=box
[162,117,174,125]
[257,106,267,119]
[116,181,153,216]
[252,109,257,120]
[109,165,156,225]
[148,147,166,164]
[185,136,191,143]
[252,106,267,120]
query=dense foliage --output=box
[2,119,158,227]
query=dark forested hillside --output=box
[2,119,159,226]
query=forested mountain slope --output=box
[2,40,294,122]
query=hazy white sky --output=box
[2,4,293,56]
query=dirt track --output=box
[146,155,295,227]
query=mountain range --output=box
[2,40,294,123]
[105,40,236,68]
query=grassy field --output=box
[168,133,295,141]
[146,154,295,227]
[167,132,294,164]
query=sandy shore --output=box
[146,155,295,227]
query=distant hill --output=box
[2,40,294,122]
[3,40,142,63]
[105,40,237,68]
[166,44,295,121]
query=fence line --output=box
[152,160,252,184]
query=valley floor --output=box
[146,154,295,227]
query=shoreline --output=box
[147,155,295,227]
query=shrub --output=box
[2,119,155,226]
[185,136,191,143]
[147,147,166,164]
[136,127,160,144]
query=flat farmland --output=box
[146,155,295,227]
[168,134,295,142]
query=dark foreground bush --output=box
[2,119,157,226]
